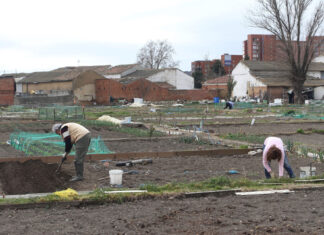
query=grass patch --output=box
[296,128,305,134]
[223,133,265,144]
[311,129,324,135]
[1,176,324,206]
[178,136,211,145]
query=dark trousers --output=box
[224,102,233,109]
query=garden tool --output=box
[55,153,68,173]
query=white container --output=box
[299,166,316,178]
[133,98,143,104]
[124,116,131,123]
[109,169,123,185]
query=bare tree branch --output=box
[248,0,324,103]
[137,40,178,69]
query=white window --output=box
[321,71,324,79]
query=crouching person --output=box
[52,122,91,182]
[262,136,295,179]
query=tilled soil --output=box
[0,189,324,234]
[0,153,322,194]
[194,122,324,136]
[0,160,70,194]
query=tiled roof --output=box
[241,61,324,87]
[20,65,111,83]
[105,64,138,75]
[118,69,161,84]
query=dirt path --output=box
[0,189,324,234]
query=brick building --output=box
[191,60,216,77]
[95,78,220,105]
[244,34,324,61]
[220,54,243,74]
[0,76,15,106]
[243,34,277,61]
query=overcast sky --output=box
[0,0,276,74]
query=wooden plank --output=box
[104,190,147,194]
[0,148,252,163]
[236,190,294,196]
[295,179,324,183]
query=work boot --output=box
[70,162,84,182]
[70,176,83,182]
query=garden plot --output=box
[1,189,324,234]
[183,122,324,136]
[0,153,322,195]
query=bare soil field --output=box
[1,119,324,234]
[0,153,322,194]
[1,189,324,234]
[205,122,324,135]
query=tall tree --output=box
[192,68,204,88]
[227,76,237,99]
[137,40,178,69]
[212,60,226,76]
[248,0,324,103]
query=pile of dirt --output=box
[0,160,70,195]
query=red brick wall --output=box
[267,87,285,101]
[0,77,15,106]
[95,78,222,104]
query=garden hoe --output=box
[55,154,67,173]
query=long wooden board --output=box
[0,148,252,163]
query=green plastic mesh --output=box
[38,106,84,121]
[9,132,112,156]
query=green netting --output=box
[38,106,84,121]
[7,105,25,112]
[9,132,112,156]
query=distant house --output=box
[95,67,217,104]
[15,65,111,105]
[73,70,107,104]
[105,65,194,90]
[232,60,324,101]
[18,65,112,95]
[0,75,15,106]
[103,64,142,79]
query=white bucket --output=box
[109,169,123,185]
[124,116,132,123]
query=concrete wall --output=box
[314,86,324,99]
[232,62,266,98]
[248,86,267,98]
[73,70,105,103]
[15,95,74,105]
[147,69,194,90]
[21,81,72,94]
